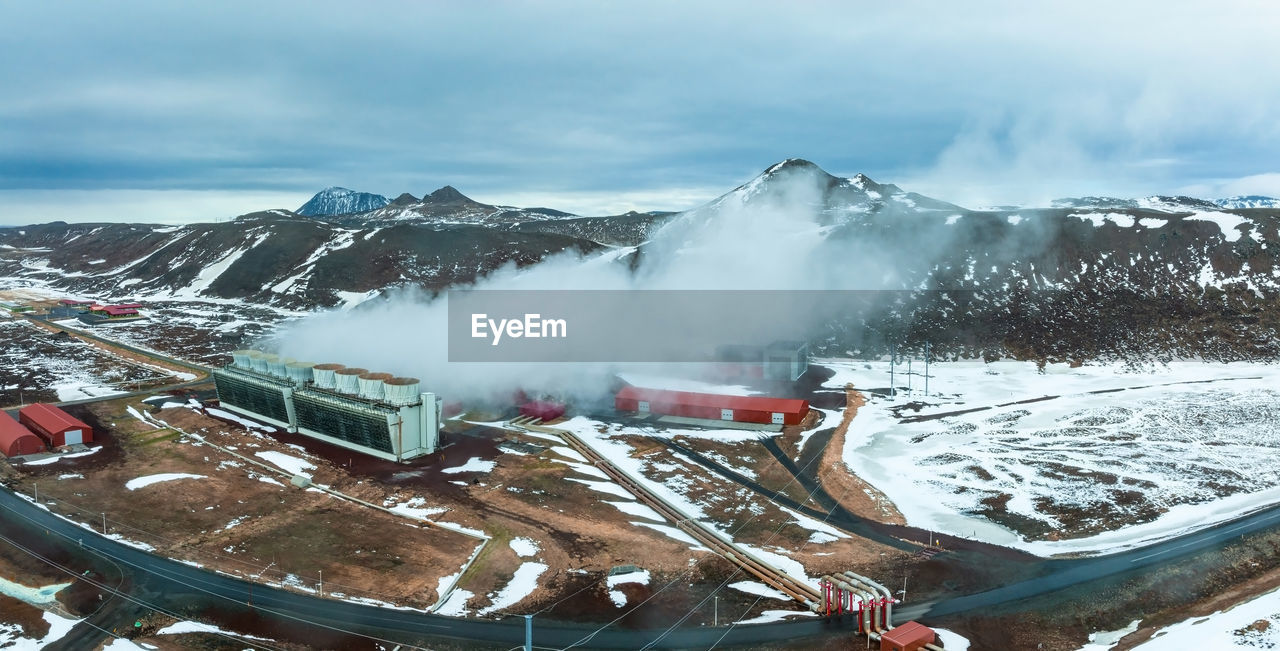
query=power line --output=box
[1,494,431,650]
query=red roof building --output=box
[880,622,937,651]
[519,400,565,422]
[100,306,139,316]
[18,404,94,447]
[615,386,810,426]
[0,412,45,457]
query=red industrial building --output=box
[18,404,94,448]
[615,386,810,426]
[880,622,937,651]
[0,412,45,457]
[519,400,566,422]
[94,305,140,318]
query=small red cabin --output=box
[0,412,45,457]
[615,386,809,426]
[880,622,937,651]
[18,404,94,447]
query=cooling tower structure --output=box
[212,350,442,463]
[285,362,315,384]
[312,363,344,389]
[358,372,392,401]
[212,349,296,430]
[334,368,367,395]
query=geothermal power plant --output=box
[213,350,442,462]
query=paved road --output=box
[657,415,1280,625]
[10,319,1280,643]
[898,502,1280,622]
[0,488,860,649]
[7,311,213,411]
[22,311,210,376]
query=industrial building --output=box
[519,400,565,421]
[213,350,442,463]
[713,340,810,382]
[0,412,45,457]
[615,386,810,426]
[18,404,94,448]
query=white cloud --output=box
[0,190,310,226]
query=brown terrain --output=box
[4,389,905,626]
[817,387,905,525]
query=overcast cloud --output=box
[1,1,1278,224]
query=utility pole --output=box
[889,343,896,398]
[907,357,913,395]
[925,341,931,397]
[318,570,323,597]
[101,512,107,534]
[902,575,908,603]
[714,595,718,626]
[524,614,532,651]
[33,482,36,502]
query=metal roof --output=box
[18,403,92,434]
[880,621,935,646]
[0,412,40,446]
[616,386,808,414]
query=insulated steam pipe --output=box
[835,577,873,633]
[845,571,894,629]
[841,573,883,633]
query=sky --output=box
[1,1,1279,225]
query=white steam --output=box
[270,165,951,404]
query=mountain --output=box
[705,158,964,218]
[296,187,390,216]
[640,159,1280,363]
[0,214,603,309]
[1217,195,1280,210]
[345,185,586,227]
[4,159,1279,363]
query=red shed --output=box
[880,622,937,651]
[0,412,45,457]
[18,404,94,447]
[520,400,565,422]
[615,386,809,426]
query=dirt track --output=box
[816,387,905,525]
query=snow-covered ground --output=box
[253,450,315,477]
[607,568,650,607]
[826,358,1280,555]
[478,562,548,615]
[125,473,206,490]
[0,319,157,402]
[0,611,81,650]
[509,537,540,558]
[1079,588,1280,650]
[441,457,497,474]
[554,416,818,587]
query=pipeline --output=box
[844,571,895,631]
[842,573,882,633]
[508,417,823,611]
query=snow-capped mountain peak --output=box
[1216,195,1280,209]
[296,187,391,217]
